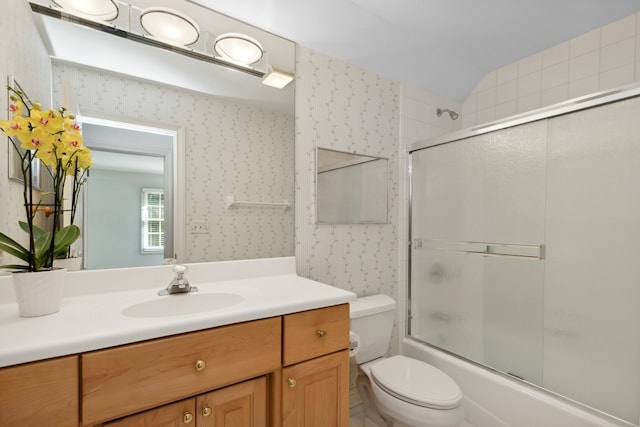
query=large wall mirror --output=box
[22,0,296,269]
[316,148,388,224]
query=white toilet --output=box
[350,294,465,427]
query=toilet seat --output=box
[369,355,462,410]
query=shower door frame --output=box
[406,82,640,421]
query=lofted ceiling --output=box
[30,0,640,108]
[190,0,640,101]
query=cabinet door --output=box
[281,350,349,427]
[0,355,78,427]
[104,399,196,427]
[197,377,266,427]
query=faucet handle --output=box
[173,264,188,275]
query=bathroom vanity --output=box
[0,257,355,426]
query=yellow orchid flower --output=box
[18,126,54,152]
[58,129,83,148]
[0,115,29,137]
[27,108,64,133]
[71,146,93,171]
[9,101,24,117]
[3,88,93,272]
[35,142,59,167]
[63,117,81,132]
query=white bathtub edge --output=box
[401,338,636,427]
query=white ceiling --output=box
[30,0,640,107]
[190,0,640,101]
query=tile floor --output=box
[349,409,476,427]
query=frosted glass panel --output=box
[410,94,640,424]
[411,120,547,244]
[410,120,547,383]
[544,97,640,423]
[410,249,485,361]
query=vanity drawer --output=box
[282,304,349,366]
[81,317,281,425]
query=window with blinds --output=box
[142,188,164,253]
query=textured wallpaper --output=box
[51,63,294,263]
[295,48,400,300]
[0,0,52,268]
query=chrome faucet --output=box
[158,265,198,296]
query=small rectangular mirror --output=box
[316,147,388,224]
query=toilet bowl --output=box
[350,294,464,427]
[358,356,464,427]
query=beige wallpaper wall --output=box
[51,63,294,263]
[0,0,52,267]
[294,48,400,300]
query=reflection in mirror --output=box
[79,117,179,270]
[6,76,41,190]
[21,0,295,268]
[316,148,388,224]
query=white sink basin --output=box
[122,293,244,317]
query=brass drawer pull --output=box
[287,377,297,388]
[316,330,327,338]
[202,406,212,417]
[195,359,207,371]
[183,411,194,424]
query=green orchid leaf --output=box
[0,232,30,262]
[0,264,31,271]
[18,221,46,240]
[52,226,80,260]
[34,232,53,269]
[53,225,80,253]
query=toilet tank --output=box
[349,294,396,364]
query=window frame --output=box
[141,187,165,254]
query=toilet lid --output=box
[370,355,462,410]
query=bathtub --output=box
[402,338,637,427]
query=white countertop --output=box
[0,257,356,367]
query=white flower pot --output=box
[53,257,83,271]
[12,268,66,317]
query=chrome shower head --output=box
[436,108,459,120]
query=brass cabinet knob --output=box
[201,406,212,417]
[183,411,194,424]
[195,359,207,371]
[316,330,327,338]
[287,377,297,388]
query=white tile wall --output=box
[463,12,640,127]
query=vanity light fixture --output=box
[140,7,200,46]
[31,2,268,79]
[262,67,295,89]
[52,0,118,21]
[213,33,264,65]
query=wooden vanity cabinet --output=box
[102,398,195,427]
[0,355,79,427]
[82,317,280,426]
[280,304,350,427]
[281,350,349,427]
[103,376,267,427]
[0,303,351,427]
[197,376,267,426]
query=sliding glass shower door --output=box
[409,94,640,423]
